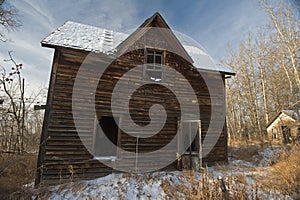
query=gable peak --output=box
[140,12,170,29]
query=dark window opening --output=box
[93,116,119,157]
[144,49,163,82]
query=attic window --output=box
[144,49,163,82]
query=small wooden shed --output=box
[35,12,234,186]
[267,110,300,144]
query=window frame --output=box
[143,48,165,83]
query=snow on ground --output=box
[258,146,283,167]
[44,172,187,200]
[38,146,294,200]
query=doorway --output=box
[281,125,291,144]
[180,120,202,170]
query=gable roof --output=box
[41,13,235,75]
[115,12,193,64]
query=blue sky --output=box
[0,0,270,93]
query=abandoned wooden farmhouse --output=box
[36,12,235,186]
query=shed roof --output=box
[42,20,235,75]
[267,109,300,128]
[282,110,300,121]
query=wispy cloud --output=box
[11,0,56,32]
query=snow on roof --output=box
[267,109,300,128]
[282,110,300,120]
[42,21,235,74]
[42,21,128,54]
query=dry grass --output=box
[161,169,256,200]
[0,153,37,200]
[261,145,300,199]
[2,144,299,199]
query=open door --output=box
[282,125,291,144]
[179,120,202,170]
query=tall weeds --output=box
[264,145,300,199]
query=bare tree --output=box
[0,0,21,42]
[0,1,45,153]
[0,52,46,153]
[262,0,300,92]
[225,1,299,144]
[0,52,25,153]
